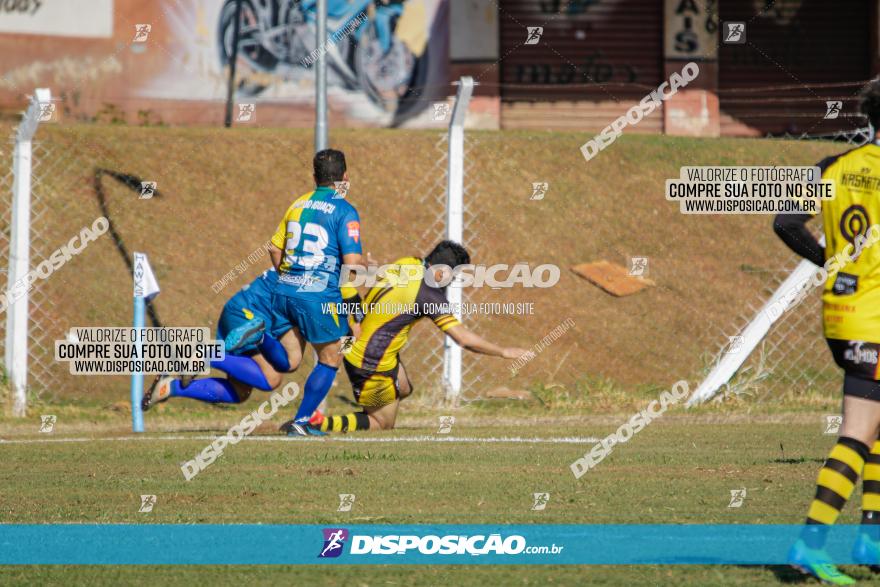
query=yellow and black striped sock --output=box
[319,412,371,433]
[861,441,880,533]
[802,436,869,548]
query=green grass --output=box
[0,412,876,585]
[0,564,856,587]
[0,564,844,587]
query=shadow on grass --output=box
[771,457,824,465]
[765,564,811,583]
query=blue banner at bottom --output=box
[0,524,873,565]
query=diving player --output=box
[301,240,529,434]
[141,268,363,410]
[775,79,880,585]
[141,267,300,408]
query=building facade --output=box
[1,0,877,134]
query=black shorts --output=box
[827,338,880,400]
[343,359,402,409]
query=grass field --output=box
[1,405,877,585]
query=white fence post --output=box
[6,89,50,417]
[443,77,474,405]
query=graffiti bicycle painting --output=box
[218,0,439,116]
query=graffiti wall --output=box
[0,0,449,127]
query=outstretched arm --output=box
[444,324,530,360]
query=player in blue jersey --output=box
[265,149,365,436]
[141,268,301,409]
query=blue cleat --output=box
[224,317,265,354]
[788,539,855,585]
[853,531,880,572]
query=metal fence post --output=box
[443,77,474,404]
[6,88,50,417]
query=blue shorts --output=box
[271,293,347,344]
[217,294,291,354]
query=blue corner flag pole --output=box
[130,293,145,433]
[130,252,160,433]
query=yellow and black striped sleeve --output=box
[415,281,460,332]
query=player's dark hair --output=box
[425,240,470,268]
[313,149,347,186]
[860,79,880,130]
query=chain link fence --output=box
[701,254,832,402]
[407,132,493,403]
[697,128,875,402]
[0,137,98,404]
[0,122,478,408]
[0,115,868,411]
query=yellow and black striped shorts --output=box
[343,359,400,409]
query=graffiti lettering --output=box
[668,0,718,59]
[754,0,803,25]
[0,0,41,15]
[539,0,599,15]
[515,51,637,85]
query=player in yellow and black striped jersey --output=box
[311,240,529,434]
[773,80,880,581]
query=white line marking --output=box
[0,435,598,446]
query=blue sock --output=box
[294,362,338,423]
[170,378,240,404]
[210,354,272,391]
[258,335,291,373]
